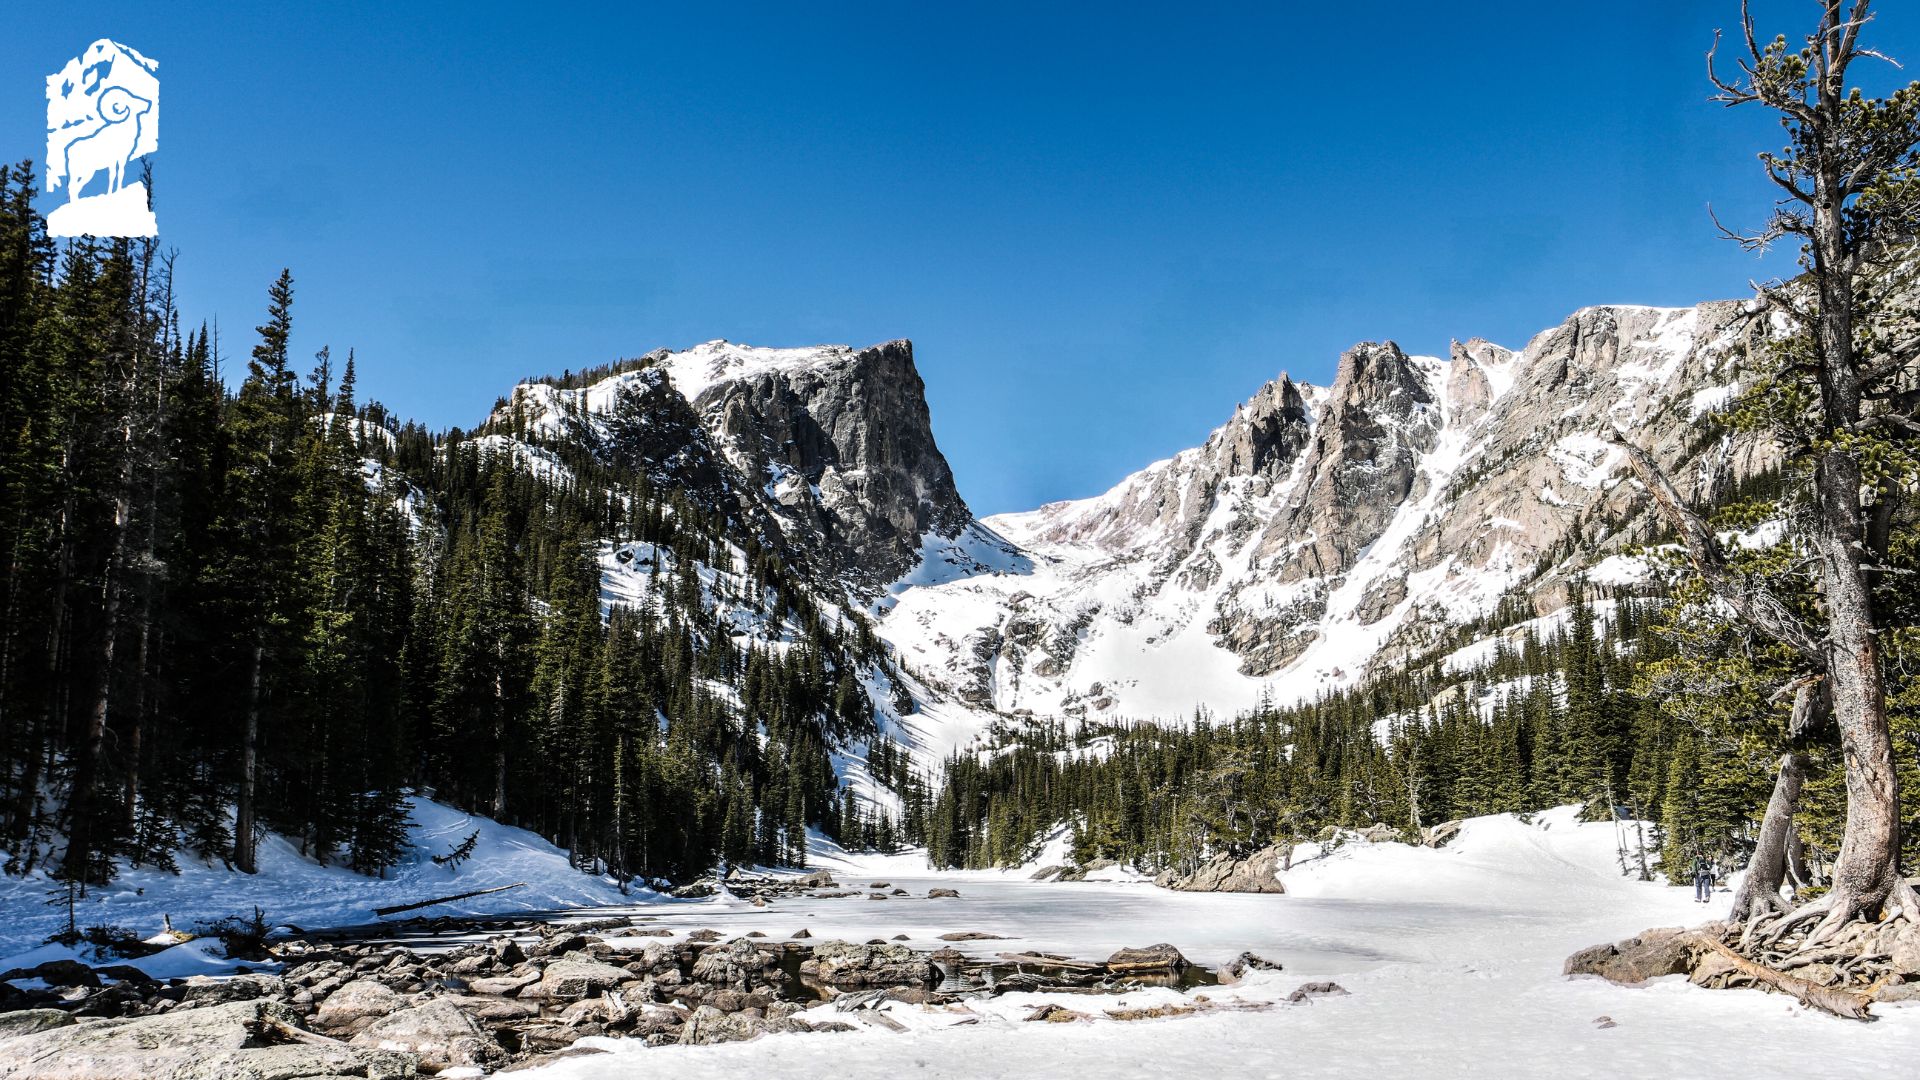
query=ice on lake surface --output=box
[507,809,1919,1079]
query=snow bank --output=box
[0,795,640,964]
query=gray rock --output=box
[468,968,542,996]
[678,1003,767,1046]
[1563,928,1694,986]
[928,888,960,898]
[1220,952,1284,981]
[350,1000,504,1072]
[1287,981,1350,1002]
[0,999,414,1080]
[314,978,406,1032]
[0,959,97,988]
[1105,944,1188,974]
[798,940,933,986]
[690,938,776,991]
[534,956,636,1000]
[0,1010,74,1043]
[1155,846,1287,893]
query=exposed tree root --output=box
[1688,934,1876,1020]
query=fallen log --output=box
[373,882,526,918]
[996,952,1103,971]
[1690,934,1875,1021]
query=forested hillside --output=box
[0,163,909,890]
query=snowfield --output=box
[506,807,1912,1079]
[7,803,1913,1077]
[0,796,644,961]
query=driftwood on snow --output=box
[372,882,526,917]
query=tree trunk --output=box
[1730,751,1805,922]
[1804,151,1903,933]
[235,641,262,874]
[491,669,507,820]
[68,402,138,883]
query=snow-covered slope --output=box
[0,796,643,960]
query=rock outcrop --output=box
[1563,928,1695,985]
[1154,847,1287,893]
[0,1000,415,1080]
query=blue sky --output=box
[7,2,1917,515]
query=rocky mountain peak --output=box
[1206,374,1312,481]
[487,339,971,599]
[693,338,972,593]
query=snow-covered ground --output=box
[0,796,644,963]
[513,807,1916,1080]
[9,803,1912,1077]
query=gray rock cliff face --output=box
[487,339,971,599]
[692,339,972,592]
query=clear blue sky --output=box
[8,2,1916,515]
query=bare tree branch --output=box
[1611,437,1827,664]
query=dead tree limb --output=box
[1611,439,1825,664]
[372,882,525,918]
[1690,934,1875,1020]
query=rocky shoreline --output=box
[0,873,1315,1079]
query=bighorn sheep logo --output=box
[45,40,160,238]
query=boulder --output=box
[928,888,960,898]
[179,973,286,1006]
[1154,846,1287,893]
[535,956,635,1000]
[796,870,836,887]
[690,938,777,991]
[1220,951,1284,981]
[1563,928,1694,986]
[1105,943,1188,974]
[350,1000,504,1072]
[1287,981,1350,1002]
[0,999,414,1080]
[1879,922,1920,976]
[1423,820,1465,848]
[679,1004,767,1046]
[442,994,541,1022]
[0,1010,74,1043]
[468,968,542,996]
[0,959,98,988]
[798,940,934,986]
[314,978,406,1032]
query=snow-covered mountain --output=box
[880,299,1773,729]
[472,297,1775,761]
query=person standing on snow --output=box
[1692,857,1715,903]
